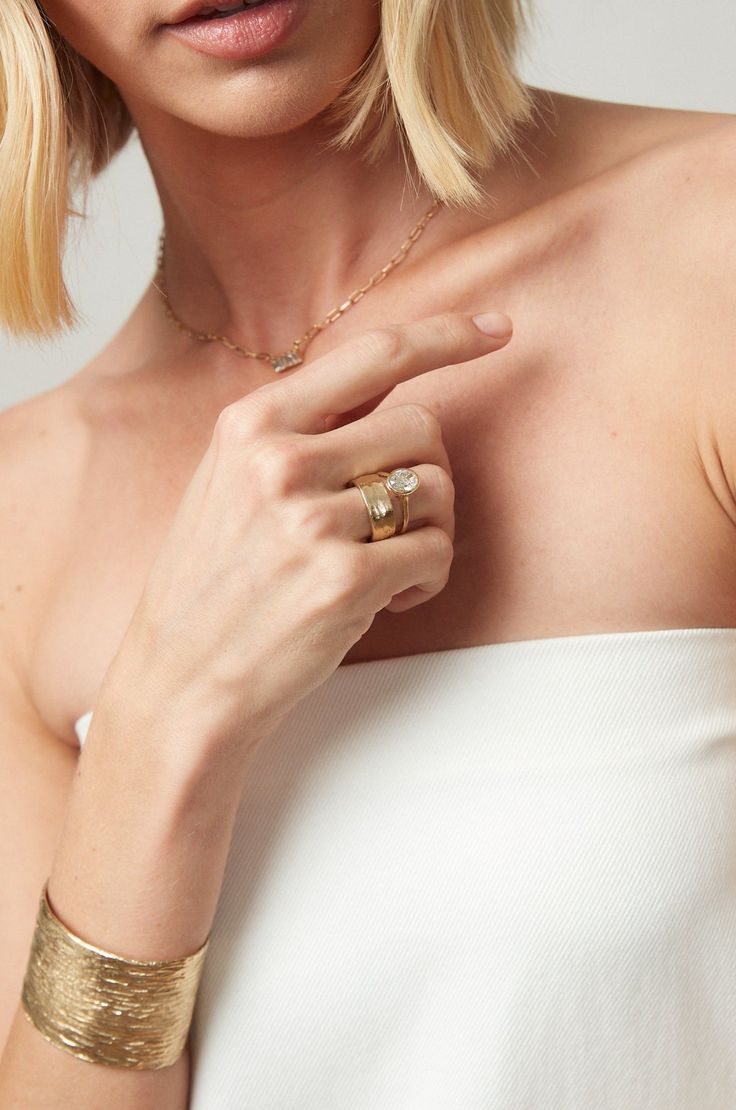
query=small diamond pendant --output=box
[271,350,304,373]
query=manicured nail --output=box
[471,311,513,338]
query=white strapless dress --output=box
[74,627,736,1109]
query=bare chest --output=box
[29,223,736,743]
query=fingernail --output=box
[471,311,513,338]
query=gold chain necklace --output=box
[153,198,443,373]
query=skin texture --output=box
[1,0,736,1105]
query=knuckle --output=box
[428,464,455,506]
[435,311,466,348]
[249,437,309,497]
[401,401,441,441]
[279,433,320,475]
[356,325,407,365]
[216,387,279,442]
[242,385,283,432]
[214,401,251,443]
[426,525,455,566]
[246,383,283,424]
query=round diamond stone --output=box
[386,467,420,495]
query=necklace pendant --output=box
[271,350,304,373]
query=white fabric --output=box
[74,627,736,1108]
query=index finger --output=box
[274,311,513,434]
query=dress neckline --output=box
[72,624,736,738]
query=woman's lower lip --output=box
[161,0,308,61]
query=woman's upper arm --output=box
[0,662,78,1054]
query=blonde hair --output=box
[0,0,534,338]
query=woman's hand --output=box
[0,308,508,1110]
[99,311,512,762]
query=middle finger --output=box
[316,402,452,489]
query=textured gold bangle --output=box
[21,883,210,1069]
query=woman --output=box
[0,0,734,1105]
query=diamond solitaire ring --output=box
[379,468,421,534]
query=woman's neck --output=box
[130,98,445,357]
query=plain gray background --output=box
[1,0,734,410]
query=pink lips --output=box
[161,0,308,60]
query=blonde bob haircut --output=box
[0,0,534,338]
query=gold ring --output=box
[348,472,396,541]
[378,467,421,534]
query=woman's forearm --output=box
[0,694,250,1109]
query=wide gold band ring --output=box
[349,467,421,541]
[348,473,396,541]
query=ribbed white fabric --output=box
[74,627,736,1109]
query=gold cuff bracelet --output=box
[21,883,210,1070]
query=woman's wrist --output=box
[48,696,247,962]
[93,629,267,787]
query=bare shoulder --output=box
[521,89,736,251]
[556,90,736,307]
[657,112,736,517]
[535,87,736,167]
[535,90,736,308]
[586,93,736,269]
[616,94,736,202]
[532,91,736,516]
[586,95,736,520]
